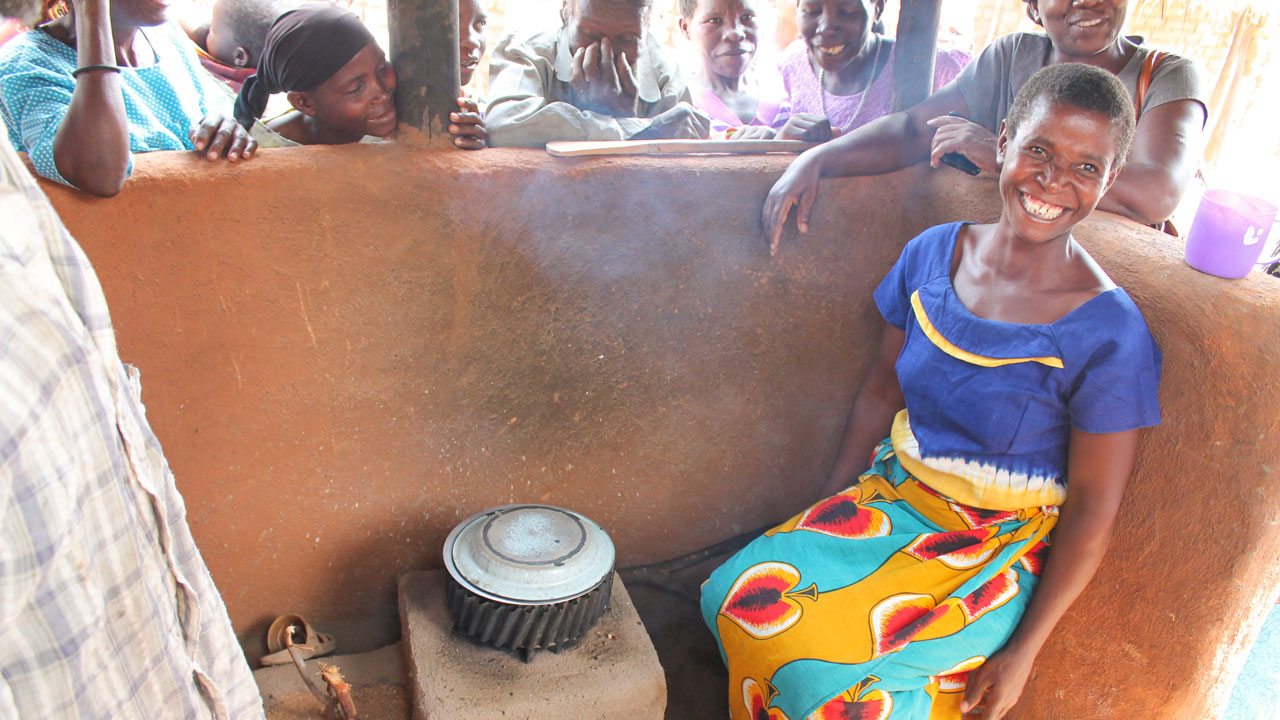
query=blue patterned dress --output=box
[0,22,231,186]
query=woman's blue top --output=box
[874,222,1162,502]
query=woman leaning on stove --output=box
[732,0,969,141]
[761,0,1207,253]
[777,0,968,134]
[0,0,256,197]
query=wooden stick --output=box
[321,664,358,719]
[892,0,942,112]
[546,139,815,157]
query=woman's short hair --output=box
[1005,63,1137,163]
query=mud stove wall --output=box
[44,146,1280,720]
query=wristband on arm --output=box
[71,64,122,78]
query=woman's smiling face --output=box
[683,0,759,80]
[299,43,398,141]
[996,97,1122,243]
[796,0,881,74]
[1029,0,1128,58]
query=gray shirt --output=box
[953,33,1207,132]
[486,28,701,147]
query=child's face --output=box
[796,0,880,74]
[459,0,488,86]
[205,0,246,67]
[294,43,398,141]
[563,0,646,65]
[681,0,758,80]
[996,98,1122,243]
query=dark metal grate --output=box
[444,571,614,662]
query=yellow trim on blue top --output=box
[910,291,1064,369]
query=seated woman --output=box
[750,0,968,142]
[702,64,1161,720]
[234,3,485,149]
[0,0,257,196]
[763,0,1206,250]
[677,0,787,137]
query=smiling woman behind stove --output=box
[232,4,397,146]
[771,0,969,140]
[702,64,1161,720]
[233,2,487,149]
[762,0,1207,253]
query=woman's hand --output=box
[729,125,775,140]
[959,429,1139,719]
[762,148,823,256]
[926,115,998,174]
[959,641,1039,720]
[450,97,486,150]
[190,114,257,162]
[631,104,710,140]
[774,113,837,142]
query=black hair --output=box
[225,0,287,67]
[678,0,696,18]
[1005,63,1137,164]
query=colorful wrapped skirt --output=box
[700,439,1058,720]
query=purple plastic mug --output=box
[1184,189,1278,279]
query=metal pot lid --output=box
[443,504,615,605]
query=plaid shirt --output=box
[0,144,264,719]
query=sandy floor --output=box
[255,644,410,720]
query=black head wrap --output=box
[234,4,377,128]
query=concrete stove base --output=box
[399,570,665,719]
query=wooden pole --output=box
[388,0,460,145]
[890,0,942,112]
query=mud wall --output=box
[42,146,1280,720]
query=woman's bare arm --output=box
[1094,99,1205,226]
[762,85,970,254]
[961,427,1141,719]
[52,0,130,197]
[819,323,905,499]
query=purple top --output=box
[686,67,789,137]
[778,39,970,133]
